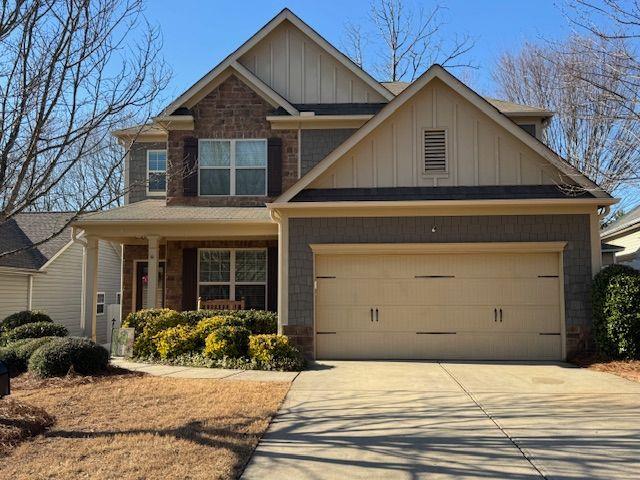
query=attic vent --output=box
[423,129,447,173]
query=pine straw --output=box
[571,353,640,383]
[3,374,289,480]
[0,398,54,455]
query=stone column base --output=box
[282,325,314,360]
[566,325,593,359]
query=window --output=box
[199,139,267,196]
[147,150,167,195]
[198,249,267,309]
[423,129,447,173]
[96,292,105,315]
[115,292,121,305]
[518,124,536,137]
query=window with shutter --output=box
[423,129,447,173]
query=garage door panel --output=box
[316,332,562,360]
[315,249,564,361]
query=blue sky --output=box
[145,0,571,100]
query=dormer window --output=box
[518,124,536,137]
[147,150,167,196]
[199,139,267,196]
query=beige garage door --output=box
[315,250,564,360]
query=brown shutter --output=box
[183,136,198,197]
[267,137,283,197]
[267,245,278,312]
[182,248,198,311]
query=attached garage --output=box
[313,243,566,361]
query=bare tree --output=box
[343,0,475,82]
[493,37,640,200]
[0,0,169,257]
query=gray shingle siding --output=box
[300,129,356,176]
[288,214,592,353]
[127,142,166,204]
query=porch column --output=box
[81,235,99,340]
[146,235,160,309]
[276,213,289,331]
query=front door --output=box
[135,261,166,311]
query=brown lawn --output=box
[1,372,289,480]
[572,354,640,383]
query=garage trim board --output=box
[311,242,567,361]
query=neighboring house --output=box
[74,9,615,361]
[0,212,121,344]
[601,205,640,269]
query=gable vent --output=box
[423,129,447,173]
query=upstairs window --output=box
[147,150,167,195]
[199,139,267,196]
[518,124,536,137]
[423,129,447,174]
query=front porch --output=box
[73,200,279,340]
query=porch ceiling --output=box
[73,200,277,241]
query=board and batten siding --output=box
[309,78,571,189]
[238,21,386,104]
[0,273,29,320]
[30,240,121,344]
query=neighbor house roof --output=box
[75,200,272,225]
[601,204,640,238]
[0,212,74,270]
[601,242,625,253]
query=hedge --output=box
[248,334,304,371]
[28,337,109,377]
[592,265,640,358]
[123,309,184,357]
[1,310,52,333]
[1,322,67,345]
[203,325,250,359]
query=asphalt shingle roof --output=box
[601,204,640,237]
[0,212,74,270]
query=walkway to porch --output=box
[111,357,299,382]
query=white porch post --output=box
[82,235,99,340]
[276,213,289,333]
[146,235,160,309]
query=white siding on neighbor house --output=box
[30,240,121,344]
[310,78,572,190]
[238,21,387,104]
[608,231,640,269]
[0,273,29,320]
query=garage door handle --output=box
[375,308,379,322]
[494,308,497,322]
[370,308,374,322]
[500,308,503,322]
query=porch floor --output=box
[110,358,300,382]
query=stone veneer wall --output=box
[286,214,593,359]
[166,75,298,207]
[122,240,276,319]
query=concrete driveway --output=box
[242,361,640,479]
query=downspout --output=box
[27,275,33,310]
[73,227,88,333]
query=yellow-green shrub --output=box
[248,334,304,371]
[153,325,198,359]
[203,325,250,359]
[124,309,184,357]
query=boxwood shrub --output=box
[28,337,109,377]
[0,338,33,376]
[1,310,52,333]
[592,265,640,358]
[248,334,304,371]
[1,322,67,345]
[203,325,250,359]
[230,310,278,335]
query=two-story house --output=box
[75,9,616,361]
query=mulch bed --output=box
[571,353,640,383]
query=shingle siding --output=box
[127,141,166,204]
[300,129,356,176]
[287,214,593,358]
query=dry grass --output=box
[2,373,289,480]
[0,398,54,455]
[571,354,640,383]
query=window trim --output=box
[96,292,105,316]
[146,149,167,197]
[198,139,268,197]
[421,127,449,177]
[197,248,268,308]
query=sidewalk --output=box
[111,357,299,382]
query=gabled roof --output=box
[0,212,73,270]
[159,8,393,118]
[275,64,612,203]
[601,203,640,237]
